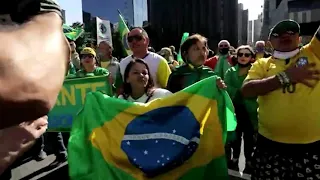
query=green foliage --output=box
[111,31,127,59]
[71,22,95,52]
[70,21,127,59]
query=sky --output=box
[238,0,264,20]
[57,0,83,25]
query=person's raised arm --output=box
[242,60,320,98]
[0,12,70,129]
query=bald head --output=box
[255,41,265,47]
[255,41,265,52]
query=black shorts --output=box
[251,135,320,180]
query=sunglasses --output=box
[81,54,94,59]
[127,35,143,43]
[271,30,296,37]
[237,53,251,57]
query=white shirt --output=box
[118,88,172,103]
[119,52,169,88]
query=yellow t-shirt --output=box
[100,61,110,69]
[255,53,264,60]
[245,36,320,144]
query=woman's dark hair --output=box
[122,59,155,99]
[180,34,208,62]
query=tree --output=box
[70,22,95,52]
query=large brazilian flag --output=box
[68,76,236,180]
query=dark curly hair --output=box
[122,58,155,99]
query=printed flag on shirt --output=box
[118,13,132,56]
[63,24,84,41]
[68,76,236,180]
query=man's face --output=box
[98,42,112,57]
[127,28,149,53]
[270,31,300,52]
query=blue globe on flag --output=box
[121,106,201,178]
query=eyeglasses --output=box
[127,35,143,43]
[81,54,94,59]
[237,53,251,57]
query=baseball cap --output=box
[81,47,96,57]
[269,19,300,38]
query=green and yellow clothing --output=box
[245,30,320,144]
[65,63,77,79]
[167,64,217,93]
[224,65,258,130]
[75,67,109,78]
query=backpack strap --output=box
[145,89,155,103]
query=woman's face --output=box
[126,63,149,88]
[81,54,95,67]
[186,41,208,66]
[237,49,253,65]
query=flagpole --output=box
[117,9,122,16]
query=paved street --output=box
[8,134,249,180]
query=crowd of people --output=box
[1,1,320,180]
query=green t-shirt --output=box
[76,67,109,78]
[224,65,258,130]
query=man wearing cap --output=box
[242,20,320,179]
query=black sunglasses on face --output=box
[81,54,94,59]
[127,35,143,43]
[238,53,251,57]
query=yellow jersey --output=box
[245,34,320,144]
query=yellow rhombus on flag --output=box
[68,76,236,180]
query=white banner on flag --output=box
[96,17,113,46]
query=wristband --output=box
[276,74,284,85]
[279,72,290,85]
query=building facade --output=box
[261,0,289,40]
[62,9,66,24]
[82,0,147,27]
[248,20,253,45]
[238,3,244,45]
[253,13,263,42]
[147,0,231,51]
[241,9,249,46]
[261,0,320,39]
[288,0,320,36]
[220,0,239,47]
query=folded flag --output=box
[118,13,132,56]
[68,76,236,180]
[63,24,84,41]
